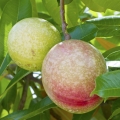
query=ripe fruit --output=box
[7,18,61,71]
[42,40,107,114]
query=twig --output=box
[18,79,30,110]
[60,0,71,40]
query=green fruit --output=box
[8,18,61,71]
[42,40,107,114]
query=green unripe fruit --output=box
[7,18,61,71]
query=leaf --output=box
[2,84,17,112]
[72,110,94,120]
[27,110,50,120]
[105,50,120,61]
[65,0,85,28]
[0,78,10,95]
[91,70,120,98]
[86,16,120,37]
[111,98,120,112]
[69,23,98,41]
[108,108,120,120]
[57,0,73,5]
[0,53,11,75]
[0,68,30,99]
[43,0,85,28]
[64,0,73,4]
[81,0,105,12]
[96,38,116,50]
[93,0,120,11]
[0,0,32,65]
[103,46,120,58]
[1,97,56,120]
[92,111,106,120]
[30,0,38,17]
[0,0,9,10]
[42,0,61,25]
[109,98,120,120]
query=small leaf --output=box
[93,0,120,11]
[1,97,56,120]
[102,45,120,61]
[91,70,120,98]
[69,23,98,41]
[108,108,120,120]
[0,0,9,10]
[2,84,17,112]
[86,16,120,37]
[0,53,11,75]
[103,46,120,58]
[64,0,73,4]
[42,0,61,25]
[111,98,120,112]
[72,110,94,120]
[81,0,105,12]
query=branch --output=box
[60,0,71,40]
[18,79,30,110]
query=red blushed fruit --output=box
[42,40,107,114]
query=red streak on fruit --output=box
[53,89,100,107]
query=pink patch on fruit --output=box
[54,91,100,107]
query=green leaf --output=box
[111,98,120,112]
[1,97,56,120]
[81,0,105,12]
[0,78,10,95]
[64,0,73,4]
[2,84,17,112]
[28,98,50,120]
[105,50,120,61]
[57,0,73,5]
[0,53,11,75]
[27,110,50,120]
[42,0,61,25]
[110,98,120,120]
[65,0,85,28]
[108,108,120,120]
[72,110,94,120]
[91,70,120,98]
[69,23,98,41]
[86,16,120,37]
[30,0,38,17]
[43,0,85,28]
[103,46,120,58]
[93,0,120,11]
[0,0,9,10]
[0,68,30,99]
[0,0,32,65]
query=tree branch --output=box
[60,0,71,40]
[18,79,30,110]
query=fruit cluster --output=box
[8,18,107,114]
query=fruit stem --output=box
[60,0,71,40]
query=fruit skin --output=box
[8,18,61,71]
[42,40,107,114]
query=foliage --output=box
[0,0,120,120]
